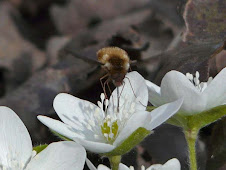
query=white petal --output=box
[74,138,115,153]
[161,70,206,114]
[53,93,103,131]
[86,159,111,170]
[97,165,111,170]
[119,163,131,170]
[37,116,84,139]
[146,164,162,170]
[203,67,226,109]
[26,141,86,170]
[0,106,32,168]
[109,71,148,112]
[86,158,97,170]
[113,111,152,146]
[146,80,164,106]
[162,158,181,170]
[147,158,181,170]
[146,98,183,131]
[86,159,118,170]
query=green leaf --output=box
[51,130,72,141]
[189,105,226,129]
[167,112,189,129]
[33,144,48,154]
[103,127,151,157]
[146,106,156,112]
[167,105,226,130]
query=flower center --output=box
[186,71,212,92]
[94,93,137,144]
[101,119,119,144]
[97,93,119,144]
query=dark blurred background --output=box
[0,0,225,169]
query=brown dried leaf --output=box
[46,36,71,65]
[0,2,46,90]
[183,0,226,43]
[0,58,100,143]
[145,41,225,85]
[60,9,153,62]
[50,0,150,35]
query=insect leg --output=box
[100,74,109,99]
[125,77,146,107]
[117,87,120,113]
[107,82,112,95]
[119,81,126,97]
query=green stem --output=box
[108,155,121,170]
[184,129,199,170]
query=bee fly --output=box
[97,47,132,112]
[62,46,143,112]
[97,47,130,86]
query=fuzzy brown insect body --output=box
[62,46,143,111]
[97,47,131,112]
[97,47,130,87]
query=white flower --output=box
[38,71,183,154]
[146,68,226,115]
[86,158,181,170]
[0,106,86,170]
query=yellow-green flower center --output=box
[101,119,119,144]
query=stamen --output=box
[104,133,108,138]
[95,90,139,143]
[105,99,109,111]
[109,133,114,139]
[195,71,200,79]
[186,71,212,92]
[106,115,111,119]
[129,166,135,170]
[207,77,213,84]
[97,101,102,109]
[194,76,200,86]
[141,165,145,170]
[100,93,105,102]
[186,73,193,81]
